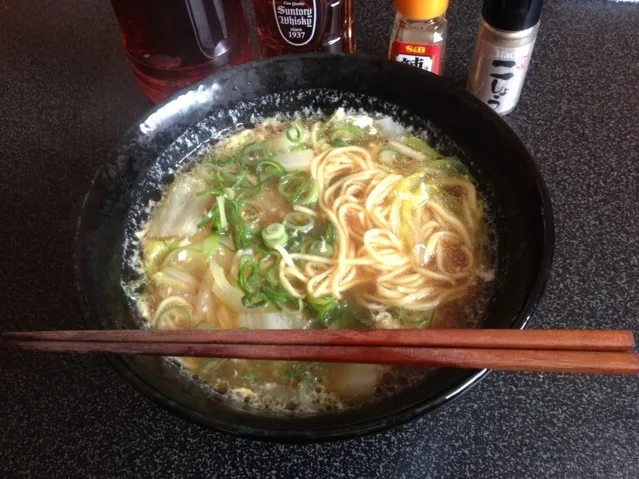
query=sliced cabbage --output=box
[193,269,215,325]
[208,236,236,270]
[151,266,199,294]
[375,116,405,140]
[350,115,374,129]
[209,261,246,313]
[143,238,180,275]
[326,108,346,125]
[236,311,310,330]
[327,364,381,399]
[161,247,207,276]
[146,176,213,239]
[267,132,294,152]
[215,301,237,329]
[276,149,314,172]
[388,140,428,161]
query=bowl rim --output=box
[74,53,555,442]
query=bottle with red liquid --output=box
[109,0,252,103]
[253,0,355,57]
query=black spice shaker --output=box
[467,0,543,115]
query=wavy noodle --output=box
[277,146,483,311]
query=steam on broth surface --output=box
[135,109,494,413]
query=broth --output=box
[133,109,494,413]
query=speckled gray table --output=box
[1,0,638,478]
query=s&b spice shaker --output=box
[388,0,449,75]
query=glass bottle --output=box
[109,0,252,103]
[252,0,355,57]
[388,0,449,75]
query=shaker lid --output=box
[395,0,449,20]
[482,0,543,31]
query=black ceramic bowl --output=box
[75,54,553,442]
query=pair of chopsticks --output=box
[2,329,638,375]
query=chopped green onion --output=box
[218,240,236,253]
[404,135,440,159]
[329,138,349,148]
[197,161,246,188]
[378,147,398,164]
[198,191,266,252]
[154,306,192,330]
[278,172,319,205]
[242,292,269,308]
[195,322,215,330]
[286,236,304,253]
[300,178,319,205]
[200,197,242,233]
[216,195,227,231]
[231,171,251,191]
[222,187,235,200]
[256,159,286,181]
[323,221,337,245]
[261,223,288,249]
[397,309,434,327]
[241,142,271,165]
[278,171,307,203]
[198,207,215,229]
[308,239,334,258]
[283,212,315,234]
[215,155,236,167]
[232,224,264,252]
[264,266,279,286]
[281,362,318,383]
[238,257,260,294]
[261,282,297,309]
[196,188,224,197]
[285,121,306,144]
[202,234,220,260]
[306,295,346,326]
[258,254,277,273]
[197,161,242,184]
[224,199,242,223]
[239,203,262,230]
[330,124,362,144]
[196,162,220,181]
[431,158,469,176]
[231,225,250,249]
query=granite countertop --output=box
[1,0,638,477]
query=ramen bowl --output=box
[75,54,554,441]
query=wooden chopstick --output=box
[5,338,639,374]
[2,329,638,374]
[2,329,635,351]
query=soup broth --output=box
[134,109,494,413]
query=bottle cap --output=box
[395,0,449,20]
[482,0,543,31]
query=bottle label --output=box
[390,41,441,74]
[468,39,537,114]
[272,0,317,47]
